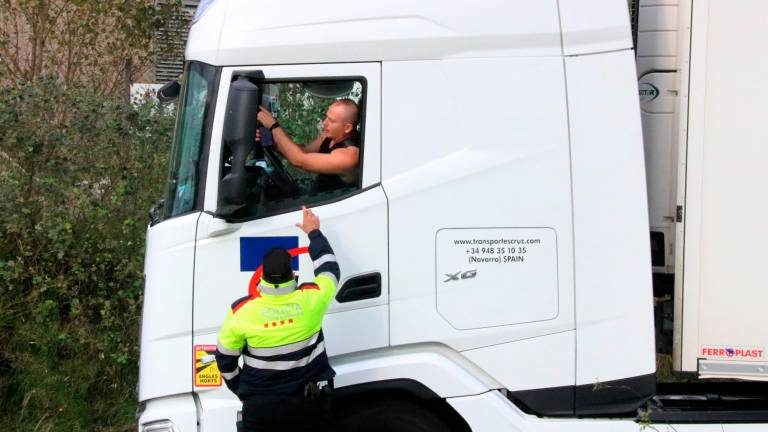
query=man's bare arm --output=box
[272,135,358,175]
[303,135,325,153]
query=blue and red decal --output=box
[239,236,309,298]
[240,236,299,271]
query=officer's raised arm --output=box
[295,206,340,296]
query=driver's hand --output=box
[257,106,277,129]
[255,128,262,142]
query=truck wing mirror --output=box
[217,73,264,219]
[148,199,165,226]
[157,80,181,103]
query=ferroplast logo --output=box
[638,82,660,102]
[701,346,765,359]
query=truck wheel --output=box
[334,399,451,432]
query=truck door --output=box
[190,63,386,427]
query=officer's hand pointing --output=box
[296,206,320,234]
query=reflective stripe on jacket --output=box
[214,229,340,398]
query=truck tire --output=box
[335,398,451,432]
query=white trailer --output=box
[636,0,768,379]
[137,0,768,431]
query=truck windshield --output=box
[164,61,218,218]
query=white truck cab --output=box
[137,1,768,431]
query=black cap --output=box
[262,248,293,284]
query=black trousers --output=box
[241,386,331,432]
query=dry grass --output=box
[656,353,689,383]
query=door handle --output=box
[336,272,381,303]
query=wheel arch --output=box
[333,379,472,432]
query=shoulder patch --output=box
[231,295,251,311]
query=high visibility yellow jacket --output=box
[215,229,339,398]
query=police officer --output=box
[215,206,339,432]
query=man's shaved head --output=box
[330,99,359,127]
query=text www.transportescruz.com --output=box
[453,238,541,246]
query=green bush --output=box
[0,76,173,431]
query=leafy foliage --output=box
[0,1,180,429]
[0,76,174,431]
[0,0,179,92]
[276,83,329,145]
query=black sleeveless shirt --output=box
[314,135,360,193]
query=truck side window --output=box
[165,61,218,218]
[222,79,365,219]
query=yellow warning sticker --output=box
[194,345,222,387]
